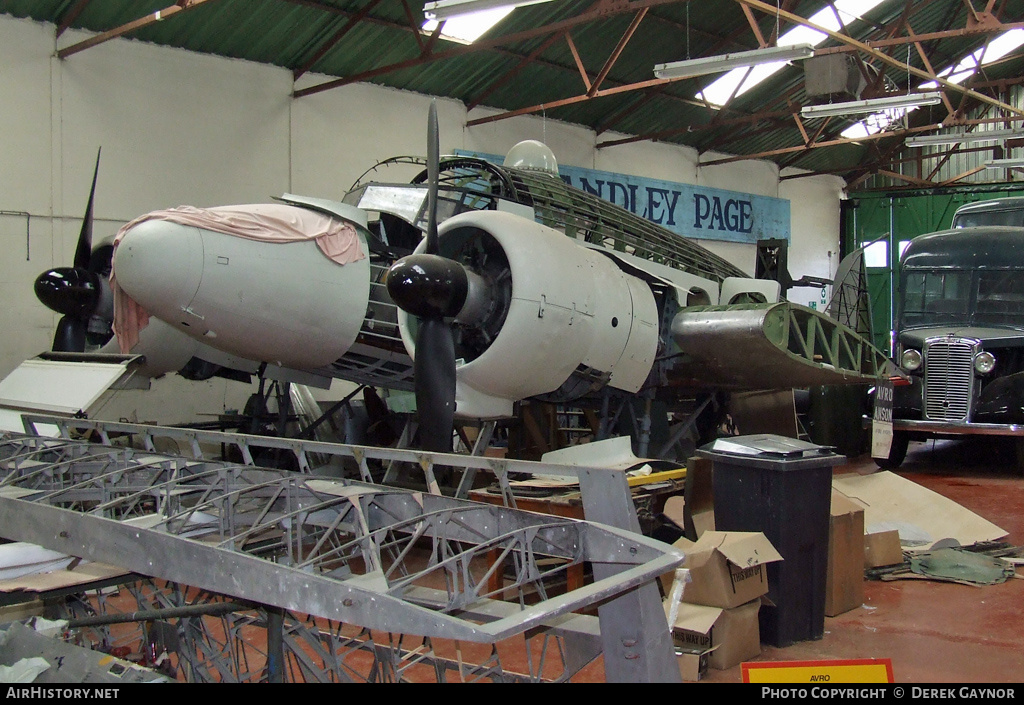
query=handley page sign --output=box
[457,151,791,245]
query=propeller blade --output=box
[425,100,439,255]
[384,102,463,459]
[73,147,101,270]
[53,315,87,353]
[414,317,456,453]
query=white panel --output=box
[780,173,845,308]
[290,82,464,201]
[0,409,30,434]
[0,359,134,415]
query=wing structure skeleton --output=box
[0,424,683,682]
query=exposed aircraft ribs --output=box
[0,430,681,649]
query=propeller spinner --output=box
[34,148,114,352]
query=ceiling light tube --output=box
[984,158,1024,169]
[653,43,815,80]
[423,0,553,21]
[801,91,943,118]
[906,128,1024,147]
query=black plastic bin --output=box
[698,434,843,648]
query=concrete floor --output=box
[697,437,1024,684]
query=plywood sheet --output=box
[0,563,129,594]
[832,471,1006,548]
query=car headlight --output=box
[975,351,996,374]
[901,348,922,372]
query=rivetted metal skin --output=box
[113,217,371,370]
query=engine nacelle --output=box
[113,215,371,370]
[396,210,659,419]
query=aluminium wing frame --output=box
[0,431,682,647]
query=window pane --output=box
[864,240,888,267]
[976,270,1024,326]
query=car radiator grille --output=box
[923,338,976,422]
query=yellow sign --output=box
[743,659,894,683]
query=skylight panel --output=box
[843,28,1024,138]
[697,0,886,106]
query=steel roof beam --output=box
[735,0,1024,117]
[291,0,385,80]
[293,0,682,98]
[588,9,648,97]
[602,4,1023,154]
[55,0,93,39]
[467,30,570,110]
[56,0,218,60]
[596,3,778,136]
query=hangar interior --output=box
[0,0,1022,685]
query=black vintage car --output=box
[878,199,1024,469]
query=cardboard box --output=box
[684,457,715,539]
[826,491,865,617]
[664,531,783,609]
[666,599,762,670]
[865,529,904,568]
[675,648,711,681]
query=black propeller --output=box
[385,102,469,453]
[34,148,114,352]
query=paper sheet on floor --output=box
[832,471,1007,548]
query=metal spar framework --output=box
[0,419,684,682]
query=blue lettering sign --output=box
[455,150,790,244]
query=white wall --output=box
[781,169,847,309]
[0,14,843,424]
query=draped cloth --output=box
[111,203,365,353]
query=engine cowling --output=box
[394,210,659,419]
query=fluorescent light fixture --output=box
[654,44,814,80]
[422,8,514,43]
[423,0,553,22]
[984,157,1024,169]
[906,128,1024,147]
[801,91,942,118]
[697,0,888,106]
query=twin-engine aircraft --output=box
[34,106,892,452]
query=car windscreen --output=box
[900,270,971,327]
[975,270,1024,326]
[900,268,1024,328]
[953,209,1024,228]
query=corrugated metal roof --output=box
[3,0,1023,192]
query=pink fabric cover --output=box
[111,203,365,353]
